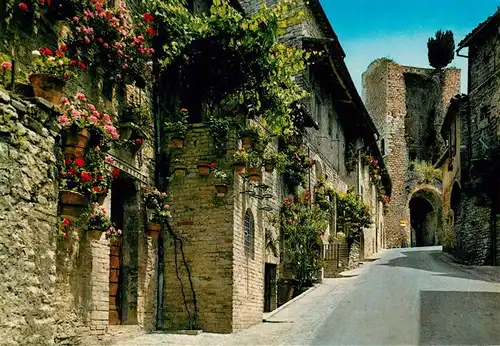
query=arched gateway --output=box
[407,185,443,247]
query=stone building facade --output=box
[161,0,391,334]
[363,59,460,248]
[0,0,391,344]
[438,9,500,265]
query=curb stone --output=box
[263,283,321,321]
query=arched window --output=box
[244,210,255,259]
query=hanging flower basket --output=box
[197,161,211,176]
[264,163,275,173]
[242,136,253,149]
[29,74,66,105]
[214,184,229,197]
[247,167,263,183]
[146,223,161,238]
[169,137,185,149]
[234,162,246,175]
[62,128,90,157]
[87,229,103,241]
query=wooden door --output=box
[109,239,122,324]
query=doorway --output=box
[264,263,277,312]
[109,176,140,325]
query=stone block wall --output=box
[363,59,460,248]
[0,91,59,345]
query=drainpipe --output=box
[153,57,164,330]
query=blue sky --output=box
[319,0,499,95]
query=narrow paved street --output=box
[117,247,500,346]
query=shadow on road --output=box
[378,249,499,283]
[419,290,500,345]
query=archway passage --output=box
[409,189,443,247]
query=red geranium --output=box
[74,157,85,167]
[111,168,120,179]
[81,172,93,182]
[18,2,28,11]
[146,27,155,36]
[143,13,154,23]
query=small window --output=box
[244,210,255,259]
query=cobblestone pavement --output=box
[115,247,500,346]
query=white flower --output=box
[32,50,41,57]
[47,57,55,62]
[58,59,64,66]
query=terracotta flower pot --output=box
[62,128,90,157]
[60,190,88,206]
[146,223,161,238]
[215,184,229,197]
[247,167,262,183]
[197,161,211,177]
[169,137,185,149]
[87,229,103,241]
[173,166,187,177]
[60,190,88,218]
[234,162,246,175]
[29,74,66,105]
[264,163,275,173]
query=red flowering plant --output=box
[58,92,120,144]
[80,202,122,239]
[277,190,329,290]
[3,0,50,28]
[58,149,115,201]
[31,45,80,80]
[57,216,74,239]
[142,186,171,223]
[66,0,154,87]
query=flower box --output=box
[146,223,161,238]
[234,162,246,175]
[197,161,211,176]
[169,137,185,149]
[173,164,187,177]
[87,229,103,241]
[215,184,229,197]
[62,128,90,158]
[29,74,66,105]
[247,167,262,183]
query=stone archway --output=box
[408,185,443,247]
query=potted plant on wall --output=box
[58,92,120,156]
[247,151,263,183]
[29,46,77,105]
[197,160,214,177]
[165,108,189,149]
[118,102,149,142]
[142,187,171,238]
[213,168,231,197]
[171,158,187,177]
[239,125,260,149]
[81,202,122,241]
[263,152,285,173]
[232,148,248,175]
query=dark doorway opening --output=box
[410,196,435,247]
[109,176,140,325]
[264,263,277,312]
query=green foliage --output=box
[282,144,313,188]
[120,101,152,127]
[145,0,310,137]
[164,108,189,139]
[208,116,230,157]
[427,30,455,70]
[232,147,248,163]
[410,160,442,184]
[335,187,372,240]
[279,191,329,290]
[212,167,231,185]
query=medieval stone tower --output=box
[362,58,460,248]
